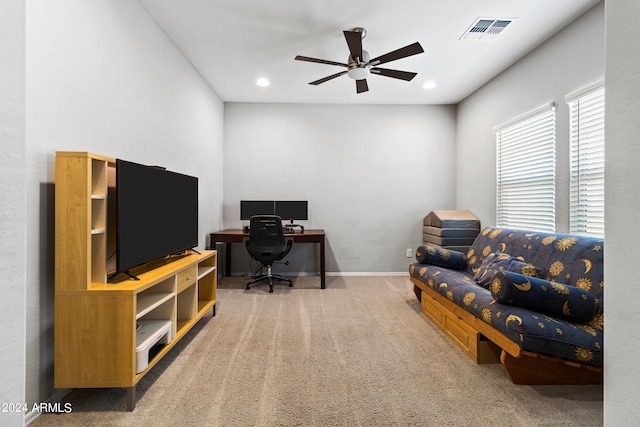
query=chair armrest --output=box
[278,238,293,260]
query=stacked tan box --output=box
[423,210,480,253]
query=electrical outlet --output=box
[406,248,412,258]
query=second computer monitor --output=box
[275,200,308,221]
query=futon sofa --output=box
[409,226,604,384]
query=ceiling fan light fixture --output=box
[347,66,370,80]
[346,49,370,80]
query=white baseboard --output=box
[25,409,39,425]
[226,272,408,278]
[325,272,408,277]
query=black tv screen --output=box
[116,159,198,275]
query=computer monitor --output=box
[275,201,308,221]
[240,200,275,220]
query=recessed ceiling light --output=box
[422,81,436,89]
[256,78,270,87]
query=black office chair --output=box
[245,215,293,293]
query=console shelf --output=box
[136,292,175,319]
[54,152,217,411]
[198,265,216,279]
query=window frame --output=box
[566,83,605,238]
[494,103,557,232]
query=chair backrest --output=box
[247,215,288,266]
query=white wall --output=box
[604,0,640,423]
[223,103,457,274]
[26,0,224,417]
[0,1,26,426]
[456,3,604,231]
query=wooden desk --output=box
[209,229,326,289]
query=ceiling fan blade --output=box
[371,67,418,81]
[369,42,424,66]
[343,31,363,62]
[295,55,348,68]
[356,79,369,94]
[309,71,348,85]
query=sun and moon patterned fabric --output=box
[491,270,596,323]
[415,243,467,270]
[473,252,541,289]
[410,226,604,366]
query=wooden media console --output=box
[54,152,217,410]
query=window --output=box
[494,103,556,232]
[567,85,605,238]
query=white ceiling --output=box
[139,0,600,105]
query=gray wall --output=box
[223,103,457,274]
[604,0,640,423]
[25,0,224,419]
[0,1,26,426]
[456,3,604,231]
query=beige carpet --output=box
[31,276,603,426]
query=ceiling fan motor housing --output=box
[347,49,370,80]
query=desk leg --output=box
[320,236,326,289]
[225,242,232,276]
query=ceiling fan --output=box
[295,27,424,94]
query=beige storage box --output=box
[422,210,480,253]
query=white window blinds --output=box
[567,85,605,238]
[494,103,556,232]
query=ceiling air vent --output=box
[461,18,514,40]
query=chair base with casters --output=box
[245,215,294,293]
[245,265,293,293]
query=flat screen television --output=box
[115,159,198,278]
